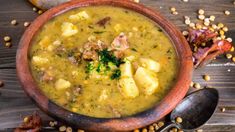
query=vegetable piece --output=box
[55,79,71,90]
[114,24,121,32]
[32,56,49,66]
[120,61,133,78]
[61,22,78,37]
[118,77,139,98]
[134,67,159,95]
[69,11,89,21]
[139,58,160,73]
[38,36,50,48]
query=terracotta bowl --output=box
[16,0,193,131]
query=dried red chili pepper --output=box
[14,113,42,132]
[193,40,232,67]
[187,28,217,45]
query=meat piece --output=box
[188,29,217,45]
[193,40,232,67]
[68,56,78,65]
[110,33,129,51]
[96,17,111,27]
[14,113,42,132]
[82,40,108,61]
[110,33,129,58]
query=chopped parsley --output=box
[85,49,123,80]
[98,49,123,66]
[111,69,121,80]
[85,62,95,73]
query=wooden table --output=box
[0,0,234,131]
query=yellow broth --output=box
[29,6,179,118]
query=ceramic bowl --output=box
[16,0,193,131]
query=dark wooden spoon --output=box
[157,88,219,132]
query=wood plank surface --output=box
[0,0,235,131]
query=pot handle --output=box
[156,122,180,132]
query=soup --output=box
[29,6,178,118]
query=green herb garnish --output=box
[93,31,106,34]
[85,62,95,73]
[111,69,121,80]
[98,49,123,66]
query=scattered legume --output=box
[66,127,73,132]
[227,38,233,43]
[232,57,235,62]
[221,107,226,112]
[49,121,55,127]
[218,23,224,28]
[209,15,215,21]
[77,129,85,132]
[5,42,12,48]
[59,126,67,132]
[133,0,139,3]
[133,129,140,132]
[224,10,230,15]
[33,7,38,12]
[157,121,164,127]
[198,14,205,20]
[198,9,205,15]
[11,19,17,25]
[193,83,201,89]
[3,36,11,42]
[176,117,183,123]
[38,10,43,14]
[226,54,232,59]
[23,117,29,123]
[24,22,30,27]
[182,31,189,36]
[172,11,178,15]
[196,129,203,132]
[170,7,176,12]
[142,128,147,132]
[222,27,228,32]
[0,80,3,87]
[203,75,211,81]
[149,125,154,130]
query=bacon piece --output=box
[96,17,111,27]
[14,113,42,132]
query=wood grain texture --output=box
[0,0,234,131]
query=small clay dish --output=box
[16,0,193,131]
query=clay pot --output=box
[16,0,193,131]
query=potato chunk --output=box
[134,67,159,95]
[32,56,48,66]
[120,61,133,78]
[118,77,139,98]
[139,58,160,73]
[69,11,89,21]
[55,79,71,90]
[38,36,50,48]
[61,22,78,37]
